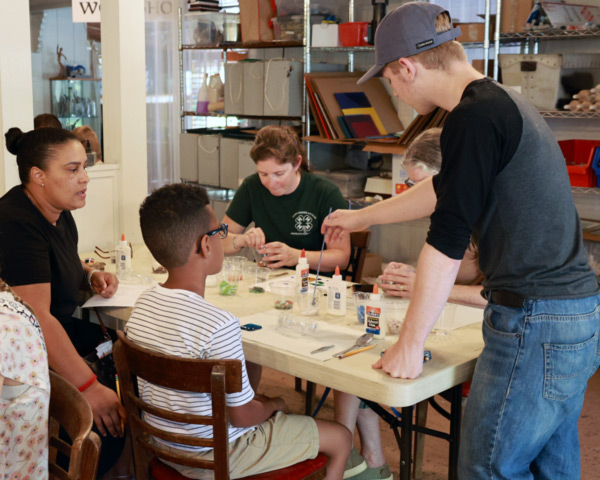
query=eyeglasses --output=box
[404,178,416,188]
[196,223,228,253]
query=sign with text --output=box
[73,0,101,23]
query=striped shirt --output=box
[125,284,255,451]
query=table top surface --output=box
[85,246,485,407]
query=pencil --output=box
[337,344,375,359]
[115,374,125,433]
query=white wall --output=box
[0,0,34,193]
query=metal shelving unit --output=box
[540,110,600,119]
[178,8,304,132]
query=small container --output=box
[296,249,310,294]
[364,284,386,339]
[298,291,320,316]
[270,280,296,310]
[327,265,346,316]
[385,299,410,334]
[218,277,238,296]
[339,22,370,47]
[115,233,131,279]
[353,292,369,324]
[256,267,271,284]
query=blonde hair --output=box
[250,126,309,172]
[401,127,442,175]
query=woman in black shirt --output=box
[0,127,126,476]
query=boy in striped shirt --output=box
[127,183,351,479]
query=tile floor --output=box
[259,367,600,479]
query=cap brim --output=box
[357,63,385,85]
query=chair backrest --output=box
[113,331,243,480]
[48,371,102,480]
[344,230,371,283]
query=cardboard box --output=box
[455,22,494,43]
[312,23,341,47]
[239,0,274,42]
[501,0,533,33]
[243,61,264,116]
[500,53,600,110]
[472,59,495,76]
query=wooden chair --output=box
[48,370,102,480]
[113,331,327,480]
[344,230,372,283]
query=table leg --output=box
[448,385,462,480]
[305,381,316,416]
[400,405,414,480]
[413,400,429,479]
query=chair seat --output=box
[150,453,327,480]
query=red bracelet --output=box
[78,374,97,392]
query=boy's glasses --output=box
[404,178,416,188]
[196,223,228,253]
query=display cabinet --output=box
[50,77,102,134]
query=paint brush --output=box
[312,207,332,305]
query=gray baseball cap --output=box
[358,2,462,85]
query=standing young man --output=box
[323,2,600,478]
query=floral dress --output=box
[0,291,50,480]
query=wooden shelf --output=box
[303,135,407,155]
[50,77,101,81]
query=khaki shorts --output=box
[158,411,319,479]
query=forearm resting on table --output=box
[228,398,281,428]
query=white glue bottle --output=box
[365,283,386,339]
[115,233,131,278]
[296,249,310,293]
[327,265,346,316]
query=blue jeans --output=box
[458,293,600,479]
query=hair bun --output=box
[5,128,25,156]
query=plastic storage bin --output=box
[272,14,325,41]
[558,139,600,187]
[313,169,372,197]
[339,22,370,47]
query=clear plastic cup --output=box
[298,290,320,316]
[385,298,410,334]
[353,292,370,324]
[270,280,296,310]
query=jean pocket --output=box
[543,332,598,401]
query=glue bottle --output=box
[296,249,310,293]
[327,265,346,316]
[365,284,386,339]
[115,233,131,278]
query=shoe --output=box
[343,448,367,479]
[346,463,393,480]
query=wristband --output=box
[87,268,99,284]
[78,374,97,392]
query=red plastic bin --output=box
[558,139,600,187]
[339,22,370,47]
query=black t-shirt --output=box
[428,78,598,299]
[0,186,89,335]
